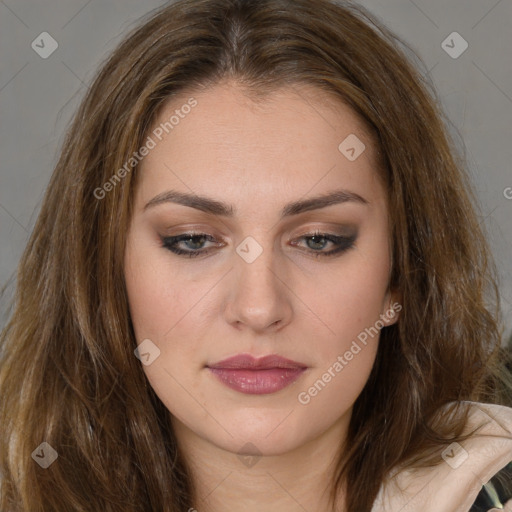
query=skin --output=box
[124,80,400,512]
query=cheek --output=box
[125,264,191,344]
[124,242,218,380]
[301,251,391,360]
[124,238,181,341]
[124,253,207,402]
[295,260,388,417]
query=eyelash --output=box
[160,231,356,259]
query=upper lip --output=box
[207,353,307,370]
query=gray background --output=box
[1,0,511,341]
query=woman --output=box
[0,0,511,510]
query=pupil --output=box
[309,235,325,250]
[187,236,204,249]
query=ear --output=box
[380,288,402,327]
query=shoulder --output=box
[371,401,512,512]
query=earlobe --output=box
[382,291,402,326]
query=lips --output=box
[206,354,308,395]
[207,353,307,370]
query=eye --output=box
[290,231,356,258]
[161,230,356,259]
[161,233,222,258]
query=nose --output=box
[223,238,293,333]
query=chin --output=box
[207,413,311,455]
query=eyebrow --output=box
[143,188,369,218]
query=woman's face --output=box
[124,81,400,457]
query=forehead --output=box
[149,80,376,155]
[136,81,385,211]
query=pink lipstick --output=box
[206,354,308,395]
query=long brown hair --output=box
[1,0,511,510]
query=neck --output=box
[172,414,350,512]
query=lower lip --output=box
[207,367,307,394]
